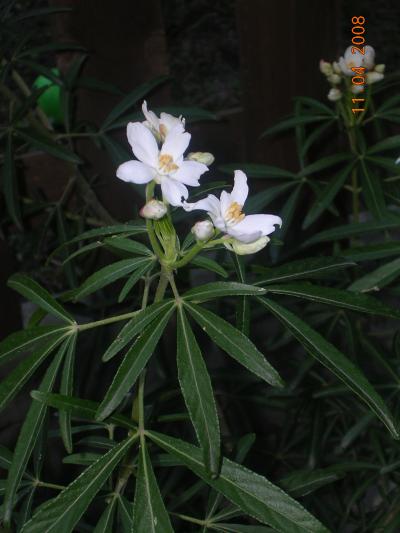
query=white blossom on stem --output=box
[116,121,208,206]
[339,45,375,76]
[142,101,185,140]
[191,220,214,241]
[139,199,167,220]
[183,170,282,244]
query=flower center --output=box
[225,202,245,224]
[158,154,178,174]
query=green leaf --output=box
[15,128,82,164]
[303,220,400,247]
[101,76,169,129]
[368,135,400,154]
[8,273,74,323]
[118,259,154,303]
[0,325,69,366]
[297,154,352,178]
[218,163,296,179]
[190,256,228,278]
[302,164,353,229]
[62,241,103,265]
[64,223,146,245]
[132,440,173,532]
[261,115,332,138]
[359,159,386,220]
[147,431,329,533]
[100,134,133,166]
[177,307,220,474]
[270,184,302,261]
[59,333,77,454]
[257,297,399,438]
[75,257,150,299]
[183,282,266,302]
[279,468,345,498]
[293,96,335,116]
[262,282,400,319]
[185,302,283,388]
[96,308,174,420]
[21,435,138,533]
[233,255,250,336]
[103,237,153,256]
[93,497,117,533]
[255,257,356,285]
[102,300,175,362]
[31,392,137,432]
[4,341,67,524]
[341,242,400,262]
[0,335,66,414]
[348,257,400,292]
[3,132,22,228]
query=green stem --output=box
[36,481,66,491]
[78,310,140,331]
[154,266,170,302]
[175,241,204,268]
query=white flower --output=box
[339,45,375,76]
[327,88,342,101]
[332,61,341,74]
[225,236,269,255]
[191,220,214,241]
[375,64,385,74]
[327,73,341,85]
[116,122,208,206]
[351,84,364,95]
[367,71,384,84]
[319,60,333,76]
[139,199,167,220]
[183,170,282,244]
[142,101,185,140]
[187,152,215,166]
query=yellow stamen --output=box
[158,154,178,173]
[159,124,167,138]
[225,202,245,223]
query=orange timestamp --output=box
[350,16,366,114]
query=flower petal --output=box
[161,177,189,206]
[231,170,249,206]
[174,160,208,185]
[160,112,185,134]
[220,191,232,216]
[116,160,155,184]
[142,101,159,132]
[230,214,282,243]
[161,128,191,160]
[183,194,221,218]
[127,122,159,167]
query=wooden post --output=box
[236,0,339,168]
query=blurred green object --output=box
[33,68,63,125]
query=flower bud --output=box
[319,60,333,76]
[187,152,215,166]
[374,64,385,74]
[191,220,214,241]
[367,71,384,84]
[327,73,341,85]
[351,84,364,94]
[139,199,167,220]
[225,236,269,255]
[332,61,341,74]
[327,88,342,102]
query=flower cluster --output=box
[116,102,282,255]
[319,46,385,102]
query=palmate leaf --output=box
[359,159,386,220]
[103,236,153,256]
[3,339,69,524]
[31,392,137,432]
[190,256,228,278]
[0,325,69,366]
[279,468,345,498]
[185,302,283,388]
[96,308,174,420]
[348,257,400,292]
[261,115,332,138]
[102,300,175,362]
[75,257,150,299]
[15,128,82,164]
[0,334,66,414]
[177,307,220,475]
[262,282,400,319]
[118,259,154,303]
[182,282,266,302]
[8,273,74,323]
[257,297,399,439]
[93,497,117,533]
[254,257,356,285]
[21,434,138,533]
[147,431,329,533]
[59,333,77,454]
[132,439,173,533]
